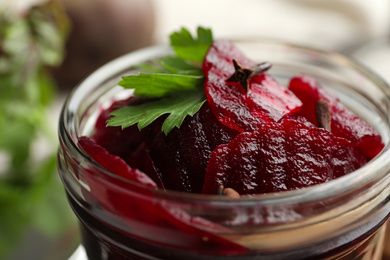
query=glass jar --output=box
[58,40,390,259]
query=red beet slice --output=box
[79,136,157,187]
[90,97,238,193]
[288,75,384,159]
[127,142,165,189]
[202,39,254,79]
[202,39,302,132]
[247,73,302,122]
[282,120,367,188]
[202,120,367,195]
[91,98,168,188]
[78,136,246,254]
[203,74,264,132]
[203,127,289,195]
[147,103,238,193]
[91,97,149,161]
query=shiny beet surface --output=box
[79,39,383,195]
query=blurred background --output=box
[0,0,390,259]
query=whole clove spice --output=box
[227,59,272,91]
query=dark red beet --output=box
[78,137,246,254]
[202,39,254,79]
[90,96,238,193]
[78,136,157,187]
[203,127,289,195]
[202,120,367,195]
[79,134,247,253]
[247,73,302,122]
[202,39,302,132]
[91,98,167,188]
[127,142,165,189]
[288,75,384,159]
[92,97,149,160]
[147,103,239,193]
[282,120,367,188]
[204,73,264,132]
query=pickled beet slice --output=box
[147,103,238,193]
[247,74,302,122]
[203,127,289,195]
[203,73,263,132]
[91,98,167,188]
[202,39,254,79]
[127,142,165,189]
[282,120,367,187]
[90,97,238,193]
[91,97,148,161]
[78,137,246,254]
[79,136,157,187]
[202,39,302,132]
[202,120,367,195]
[86,179,246,254]
[288,75,384,159]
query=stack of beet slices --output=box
[80,39,383,196]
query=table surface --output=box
[69,246,87,260]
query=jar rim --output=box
[59,38,390,206]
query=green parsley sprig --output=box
[107,27,213,134]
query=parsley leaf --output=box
[132,61,166,73]
[132,56,202,75]
[109,26,213,134]
[170,27,213,63]
[119,73,204,98]
[107,89,206,134]
[160,56,202,75]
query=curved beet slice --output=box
[204,74,264,132]
[147,103,238,193]
[202,39,263,131]
[91,97,238,193]
[202,39,254,79]
[79,136,157,187]
[288,75,384,159]
[202,120,367,195]
[78,136,247,254]
[90,97,166,188]
[202,39,302,132]
[282,120,367,189]
[247,74,302,122]
[203,127,289,195]
[127,142,165,189]
[91,97,149,162]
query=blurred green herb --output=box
[0,1,74,259]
